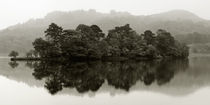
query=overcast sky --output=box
[0,0,210,29]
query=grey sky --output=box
[0,0,210,29]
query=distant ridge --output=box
[148,10,204,22]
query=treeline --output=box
[32,23,189,60]
[190,43,210,53]
[175,32,210,44]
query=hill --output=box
[0,9,210,55]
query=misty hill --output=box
[0,9,210,55]
[149,10,204,22]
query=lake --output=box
[0,54,210,105]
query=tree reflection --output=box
[25,61,39,69]
[8,61,19,68]
[25,59,189,95]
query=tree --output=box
[156,29,188,58]
[26,50,38,58]
[60,29,87,58]
[73,24,104,59]
[90,25,105,40]
[105,24,144,57]
[26,51,33,58]
[45,23,63,44]
[44,23,63,57]
[32,50,39,58]
[156,29,175,57]
[141,30,156,45]
[33,38,50,57]
[9,51,19,58]
[144,45,159,58]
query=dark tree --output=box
[9,51,19,58]
[32,50,39,58]
[156,29,189,58]
[33,38,50,58]
[104,24,155,58]
[45,23,63,45]
[141,30,156,45]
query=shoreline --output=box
[11,57,41,61]
[9,56,183,62]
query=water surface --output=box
[1,55,210,105]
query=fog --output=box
[0,0,210,29]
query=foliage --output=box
[8,50,19,58]
[141,30,156,45]
[32,23,189,60]
[26,50,33,58]
[155,29,189,58]
[104,24,142,57]
[26,50,39,58]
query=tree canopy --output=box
[9,51,19,58]
[32,23,189,60]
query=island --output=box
[10,23,189,61]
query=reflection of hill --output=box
[0,56,210,97]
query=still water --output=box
[0,54,210,105]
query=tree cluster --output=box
[176,32,210,44]
[25,50,38,58]
[32,23,189,60]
